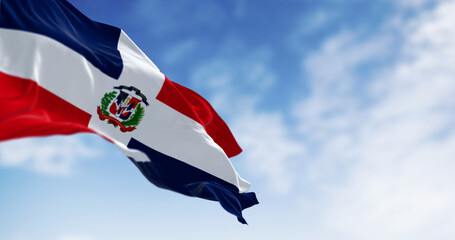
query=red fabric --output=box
[0,71,93,141]
[156,76,242,158]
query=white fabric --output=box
[0,28,250,192]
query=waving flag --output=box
[0,0,258,224]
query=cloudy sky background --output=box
[1,0,455,239]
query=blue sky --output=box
[1,0,455,239]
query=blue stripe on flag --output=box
[0,0,123,79]
[127,138,259,224]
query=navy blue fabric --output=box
[127,138,259,224]
[0,0,123,79]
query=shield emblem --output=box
[109,91,142,121]
[97,86,149,132]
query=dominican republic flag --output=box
[0,0,258,224]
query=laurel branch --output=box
[122,103,145,127]
[100,91,117,116]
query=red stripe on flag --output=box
[156,76,242,158]
[0,71,93,141]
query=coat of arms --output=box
[97,86,149,132]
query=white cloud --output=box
[396,0,441,8]
[59,236,96,240]
[191,39,276,97]
[289,10,333,50]
[0,135,102,175]
[129,0,227,37]
[232,111,304,194]
[190,38,276,116]
[190,40,303,194]
[163,39,197,65]
[294,0,455,238]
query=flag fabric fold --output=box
[0,0,258,223]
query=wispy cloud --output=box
[396,0,440,8]
[190,38,277,116]
[59,236,96,240]
[232,111,304,194]
[128,0,228,37]
[289,10,334,50]
[190,38,304,194]
[0,135,102,175]
[162,39,197,65]
[293,0,455,238]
